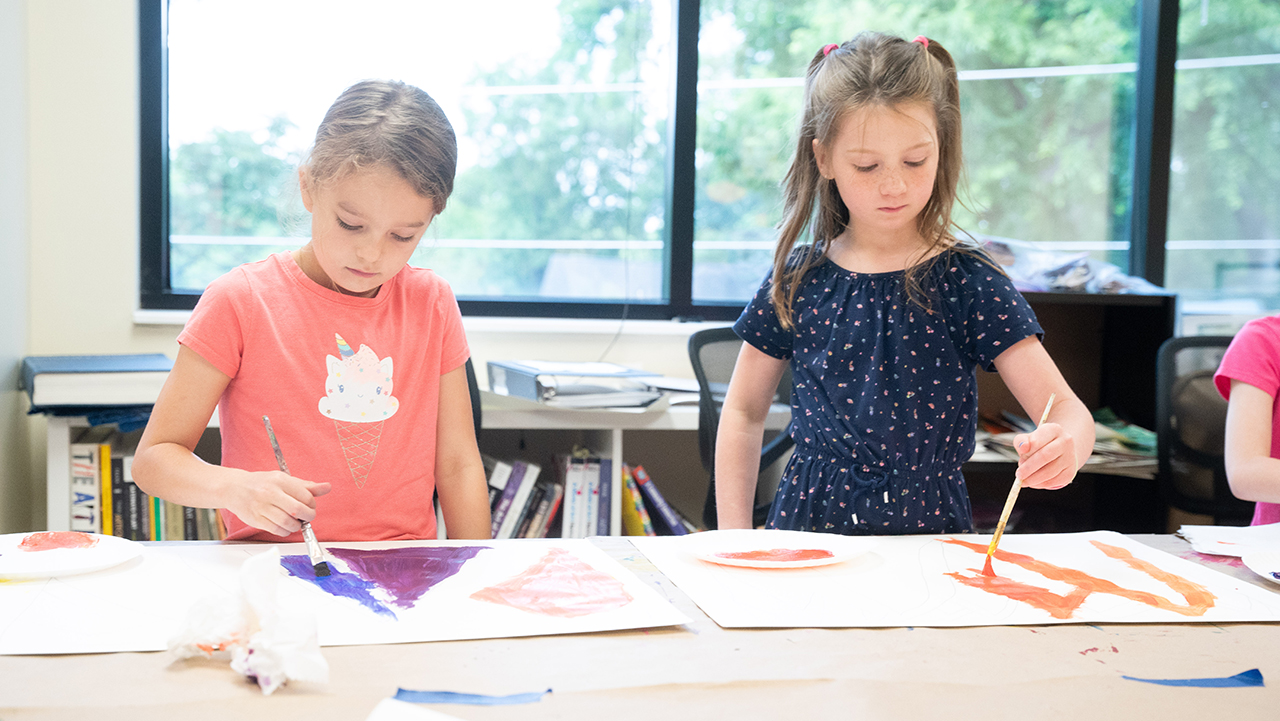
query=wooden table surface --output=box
[2,535,1277,721]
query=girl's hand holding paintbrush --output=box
[1011,414,1081,491]
[225,469,331,538]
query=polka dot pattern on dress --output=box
[733,250,1042,535]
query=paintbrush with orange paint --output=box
[981,392,1055,578]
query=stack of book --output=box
[68,425,225,541]
[618,464,692,536]
[556,451,613,539]
[487,456,560,539]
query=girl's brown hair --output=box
[303,80,458,212]
[770,32,978,328]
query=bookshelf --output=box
[43,412,220,533]
[43,401,791,534]
[476,394,791,535]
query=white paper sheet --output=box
[0,539,689,655]
[1176,522,1280,556]
[630,530,1280,628]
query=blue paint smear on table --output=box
[394,688,552,705]
[1122,668,1264,688]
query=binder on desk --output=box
[487,360,662,408]
[21,354,173,412]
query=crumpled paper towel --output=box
[169,547,329,694]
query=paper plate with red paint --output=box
[1241,550,1280,587]
[0,532,143,580]
[690,529,876,569]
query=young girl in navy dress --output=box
[716,32,1096,535]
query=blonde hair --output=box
[770,32,977,328]
[302,80,457,211]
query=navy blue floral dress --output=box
[733,250,1041,535]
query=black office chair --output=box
[1155,336,1253,525]
[465,358,482,439]
[688,326,794,530]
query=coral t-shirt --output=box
[1214,315,1280,526]
[178,252,470,542]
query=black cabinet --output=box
[967,291,1177,534]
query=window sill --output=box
[135,308,731,337]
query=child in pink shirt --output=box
[1215,315,1280,526]
[133,80,492,542]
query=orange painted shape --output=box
[941,538,1217,618]
[471,547,634,618]
[18,531,98,552]
[715,548,834,563]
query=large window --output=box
[1165,0,1280,314]
[142,0,1191,318]
[693,1,1141,302]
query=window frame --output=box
[137,0,1175,319]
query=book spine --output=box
[537,482,566,538]
[212,509,227,540]
[514,484,547,539]
[125,481,140,541]
[99,442,114,536]
[621,465,655,536]
[633,465,687,536]
[164,500,184,541]
[497,462,541,539]
[110,456,126,538]
[69,443,100,533]
[582,457,600,537]
[183,505,198,540]
[486,460,514,511]
[563,458,583,539]
[151,496,162,541]
[596,459,612,536]
[196,507,211,540]
[490,461,527,538]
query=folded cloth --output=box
[168,547,328,694]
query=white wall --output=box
[14,0,717,532]
[1,0,32,533]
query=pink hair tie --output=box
[913,35,929,48]
[822,43,839,57]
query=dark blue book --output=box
[596,459,613,536]
[490,461,528,539]
[21,354,173,410]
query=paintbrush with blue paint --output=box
[263,415,330,577]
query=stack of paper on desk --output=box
[1177,522,1280,556]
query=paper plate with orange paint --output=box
[689,529,876,569]
[0,532,142,580]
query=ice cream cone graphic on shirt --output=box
[318,334,398,488]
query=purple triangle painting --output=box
[282,546,486,618]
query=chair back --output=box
[688,326,793,528]
[1155,336,1252,524]
[465,358,482,439]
